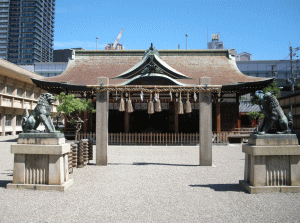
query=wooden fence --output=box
[77,132,231,145]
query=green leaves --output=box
[251,82,280,106]
[246,111,264,120]
[262,82,280,98]
[55,92,95,118]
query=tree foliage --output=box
[55,92,95,118]
[55,92,95,140]
[250,82,280,106]
[246,111,264,120]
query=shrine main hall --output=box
[33,45,272,133]
[32,45,272,165]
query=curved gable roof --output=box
[40,49,271,89]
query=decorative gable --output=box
[114,44,190,85]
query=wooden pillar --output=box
[90,111,94,133]
[216,98,221,134]
[124,112,130,133]
[83,111,87,133]
[96,77,109,166]
[199,77,212,166]
[174,102,179,133]
[236,93,241,129]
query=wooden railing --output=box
[77,132,230,145]
[77,132,96,141]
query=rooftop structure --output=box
[105,43,125,50]
[53,48,85,62]
[207,34,224,50]
[207,34,252,61]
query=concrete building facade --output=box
[0,0,55,65]
[0,58,58,135]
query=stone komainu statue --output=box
[255,92,293,135]
[22,93,58,133]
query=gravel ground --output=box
[0,135,300,222]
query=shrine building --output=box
[32,45,273,137]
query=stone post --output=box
[96,77,109,166]
[1,109,6,136]
[199,77,212,166]
[12,110,16,136]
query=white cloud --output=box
[54,40,106,50]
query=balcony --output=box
[22,18,43,27]
[23,2,43,10]
[22,7,42,15]
[7,55,18,59]
[21,23,42,32]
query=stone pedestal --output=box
[240,134,300,193]
[7,133,73,192]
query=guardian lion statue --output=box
[22,93,59,133]
[254,92,292,135]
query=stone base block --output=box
[239,180,300,194]
[9,139,72,192]
[241,134,300,193]
[18,133,65,145]
[7,179,73,192]
[248,134,298,146]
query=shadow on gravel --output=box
[189,184,246,192]
[0,138,17,142]
[109,162,198,167]
[0,180,12,188]
[1,173,13,177]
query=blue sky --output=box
[53,0,300,60]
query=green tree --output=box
[250,82,280,106]
[248,82,279,130]
[246,111,264,130]
[55,92,95,140]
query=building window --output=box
[6,85,13,95]
[17,88,23,97]
[33,92,38,99]
[16,115,23,126]
[5,114,12,126]
[0,83,3,93]
[25,90,31,99]
[3,98,11,106]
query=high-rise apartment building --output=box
[0,0,55,65]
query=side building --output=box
[236,59,300,92]
[0,58,59,136]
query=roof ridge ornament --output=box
[143,43,160,59]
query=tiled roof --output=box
[0,59,43,84]
[40,49,271,88]
[239,101,261,113]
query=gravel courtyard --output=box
[0,136,299,222]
